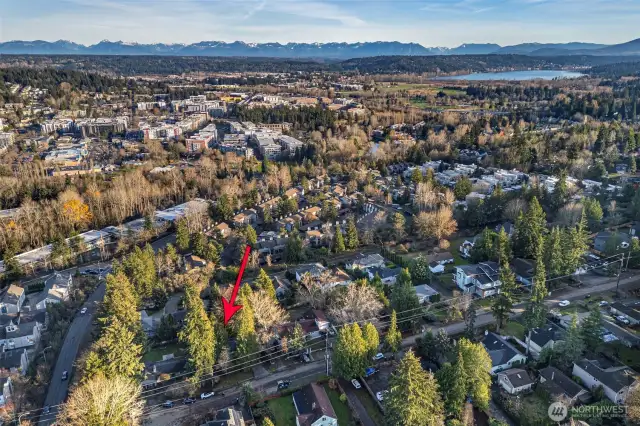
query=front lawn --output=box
[266,396,297,426]
[503,321,526,340]
[354,388,385,425]
[324,385,353,425]
[143,342,185,362]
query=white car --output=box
[558,300,570,307]
[80,307,88,315]
[200,392,215,399]
[598,301,609,307]
[351,379,361,389]
[376,391,386,401]
[372,353,384,361]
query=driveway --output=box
[38,281,106,424]
[338,379,379,426]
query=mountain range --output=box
[1,39,639,58]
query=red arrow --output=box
[222,245,251,326]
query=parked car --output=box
[376,391,387,401]
[80,307,87,315]
[599,301,609,307]
[61,371,68,381]
[364,367,378,377]
[372,353,384,361]
[43,406,50,414]
[162,401,173,408]
[558,300,570,307]
[183,397,196,405]
[351,379,361,389]
[302,353,310,363]
[277,380,291,390]
[200,392,215,399]
[616,316,631,326]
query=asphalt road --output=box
[38,280,106,424]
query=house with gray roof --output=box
[455,261,502,298]
[482,332,527,374]
[593,232,630,253]
[497,368,534,394]
[572,358,638,404]
[0,349,28,376]
[293,383,337,426]
[200,407,245,426]
[525,324,564,357]
[539,366,590,406]
[366,266,402,284]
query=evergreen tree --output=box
[523,242,548,331]
[454,176,473,200]
[101,270,140,333]
[458,338,492,410]
[385,310,402,352]
[179,283,216,383]
[255,268,276,300]
[391,269,421,328]
[122,245,157,300]
[495,226,512,264]
[235,293,259,365]
[580,308,603,351]
[93,317,144,380]
[583,197,604,231]
[334,323,368,379]
[192,232,207,257]
[513,196,546,259]
[284,229,305,263]
[436,350,467,418]
[463,302,477,340]
[544,227,564,278]
[491,263,517,333]
[630,156,637,174]
[552,171,568,212]
[555,313,585,370]
[263,208,273,224]
[332,228,346,253]
[470,227,495,264]
[203,242,220,264]
[363,322,380,358]
[176,218,190,251]
[410,256,430,282]
[244,225,258,246]
[214,194,234,222]
[411,168,423,185]
[288,322,305,353]
[384,351,444,426]
[345,217,359,250]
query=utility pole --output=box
[616,253,624,298]
[325,331,330,375]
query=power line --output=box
[15,251,638,423]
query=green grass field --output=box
[324,385,354,424]
[503,321,526,340]
[143,342,185,362]
[267,396,297,426]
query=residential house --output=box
[305,230,326,248]
[232,209,257,227]
[414,284,440,304]
[313,310,330,332]
[459,234,482,259]
[572,358,638,404]
[427,251,454,266]
[273,276,290,300]
[511,258,535,286]
[455,261,502,298]
[610,302,640,326]
[495,222,516,237]
[482,332,527,374]
[0,349,28,375]
[332,185,346,197]
[200,407,246,426]
[497,368,534,394]
[429,262,445,274]
[594,232,631,253]
[0,285,25,314]
[214,222,231,238]
[630,222,640,238]
[325,268,352,288]
[35,273,72,310]
[298,319,321,340]
[293,383,338,426]
[257,237,288,263]
[539,366,590,406]
[366,266,402,285]
[295,263,327,282]
[346,253,385,271]
[184,254,208,270]
[284,187,303,200]
[0,320,42,350]
[525,325,564,356]
[0,377,11,407]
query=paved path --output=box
[338,379,378,426]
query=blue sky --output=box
[0,0,638,47]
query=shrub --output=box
[339,393,347,403]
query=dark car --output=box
[61,371,68,381]
[43,406,50,414]
[277,380,291,390]
[183,397,196,405]
[162,400,173,408]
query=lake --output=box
[434,70,585,81]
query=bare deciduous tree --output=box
[248,290,289,344]
[328,284,383,324]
